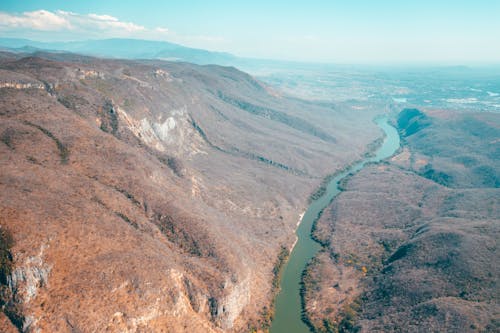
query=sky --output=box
[0,0,499,64]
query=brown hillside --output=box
[0,53,380,332]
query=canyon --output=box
[303,109,499,332]
[0,51,382,332]
[1,48,498,333]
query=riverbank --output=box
[270,117,401,333]
[302,108,499,332]
[290,212,305,252]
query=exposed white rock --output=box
[75,68,105,79]
[7,244,51,332]
[116,105,207,157]
[152,116,177,142]
[216,276,251,329]
[8,244,52,304]
[153,69,173,82]
[0,82,44,90]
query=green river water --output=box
[270,117,401,333]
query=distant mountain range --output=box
[0,38,239,65]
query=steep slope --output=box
[303,109,499,332]
[0,53,380,332]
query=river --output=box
[270,117,400,333]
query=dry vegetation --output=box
[0,52,380,332]
[303,108,499,332]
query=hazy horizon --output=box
[1,0,499,65]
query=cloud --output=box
[87,14,119,22]
[155,27,169,33]
[57,11,146,33]
[0,10,71,31]
[0,10,147,36]
[0,10,226,50]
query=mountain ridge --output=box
[0,38,238,65]
[0,51,381,332]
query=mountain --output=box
[303,108,499,332]
[0,38,238,65]
[0,51,381,332]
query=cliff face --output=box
[0,53,380,332]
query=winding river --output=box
[270,117,400,333]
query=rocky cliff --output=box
[0,52,380,332]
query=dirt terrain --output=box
[303,108,499,332]
[0,52,381,332]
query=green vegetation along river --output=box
[270,116,401,333]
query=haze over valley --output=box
[0,2,498,333]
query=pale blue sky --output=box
[0,0,499,64]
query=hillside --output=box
[0,38,237,65]
[0,52,381,332]
[303,108,499,332]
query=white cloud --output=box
[0,10,226,51]
[0,10,71,31]
[0,10,146,35]
[87,14,119,22]
[56,10,146,33]
[155,27,169,33]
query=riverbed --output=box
[270,117,400,333]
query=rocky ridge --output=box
[0,52,381,332]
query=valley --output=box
[0,2,498,332]
[0,46,498,333]
[302,108,499,332]
[270,117,400,333]
[0,51,382,332]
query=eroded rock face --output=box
[0,82,45,90]
[2,244,51,332]
[0,53,380,332]
[215,276,251,329]
[9,246,51,303]
[99,269,222,333]
[117,105,204,156]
